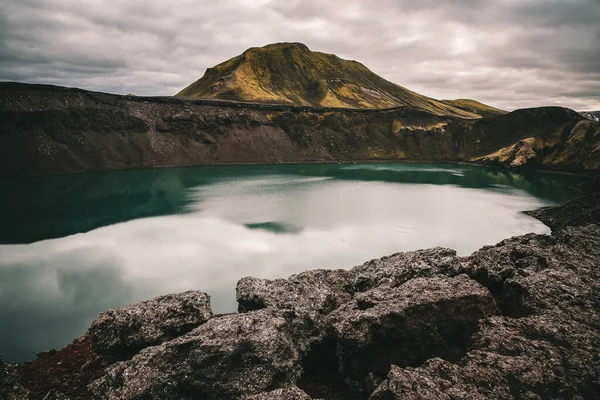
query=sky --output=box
[0,0,599,111]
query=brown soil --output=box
[17,334,118,400]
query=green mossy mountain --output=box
[441,99,506,118]
[177,42,498,118]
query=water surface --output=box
[0,163,582,362]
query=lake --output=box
[0,163,582,362]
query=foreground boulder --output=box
[371,223,600,399]
[1,358,29,399]
[371,313,600,399]
[527,193,600,231]
[462,224,600,317]
[89,291,212,356]
[350,247,461,292]
[327,275,498,392]
[89,308,324,400]
[237,269,354,314]
[243,386,311,400]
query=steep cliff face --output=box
[470,107,600,170]
[1,82,599,175]
[176,43,490,118]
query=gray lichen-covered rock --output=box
[371,314,600,399]
[89,308,324,400]
[462,224,600,317]
[351,247,461,292]
[243,386,311,400]
[527,193,600,231]
[327,275,498,391]
[89,290,212,356]
[371,223,600,399]
[237,269,354,314]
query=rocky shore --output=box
[2,191,599,400]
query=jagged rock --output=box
[350,247,461,292]
[327,275,498,392]
[372,223,600,399]
[243,386,311,400]
[236,269,354,314]
[461,224,600,317]
[89,291,212,356]
[371,313,600,399]
[1,358,29,400]
[35,350,57,360]
[89,308,324,400]
[369,364,451,400]
[527,193,600,231]
[42,389,70,400]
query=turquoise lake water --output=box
[0,163,582,361]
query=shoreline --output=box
[3,159,592,179]
[4,186,599,399]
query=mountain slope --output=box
[464,107,600,170]
[441,99,506,118]
[580,111,600,122]
[177,42,490,118]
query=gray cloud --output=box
[0,0,598,110]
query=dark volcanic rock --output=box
[1,357,29,400]
[243,386,311,400]
[350,247,461,292]
[236,269,354,314]
[89,291,212,356]
[327,275,498,391]
[527,193,600,231]
[42,389,70,400]
[461,225,600,317]
[371,313,600,399]
[371,220,600,399]
[89,308,324,400]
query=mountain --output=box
[177,42,497,118]
[2,82,599,176]
[580,111,600,122]
[441,99,506,118]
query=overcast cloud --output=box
[1,0,599,111]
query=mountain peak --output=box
[176,43,494,118]
[254,42,310,50]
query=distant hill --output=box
[177,42,497,118]
[580,111,600,122]
[441,99,506,118]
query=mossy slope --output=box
[177,43,492,118]
[441,99,506,118]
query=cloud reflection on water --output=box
[0,164,577,362]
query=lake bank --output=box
[3,188,600,399]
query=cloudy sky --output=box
[1,0,599,111]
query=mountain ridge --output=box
[580,111,600,122]
[177,42,502,118]
[1,82,599,176]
